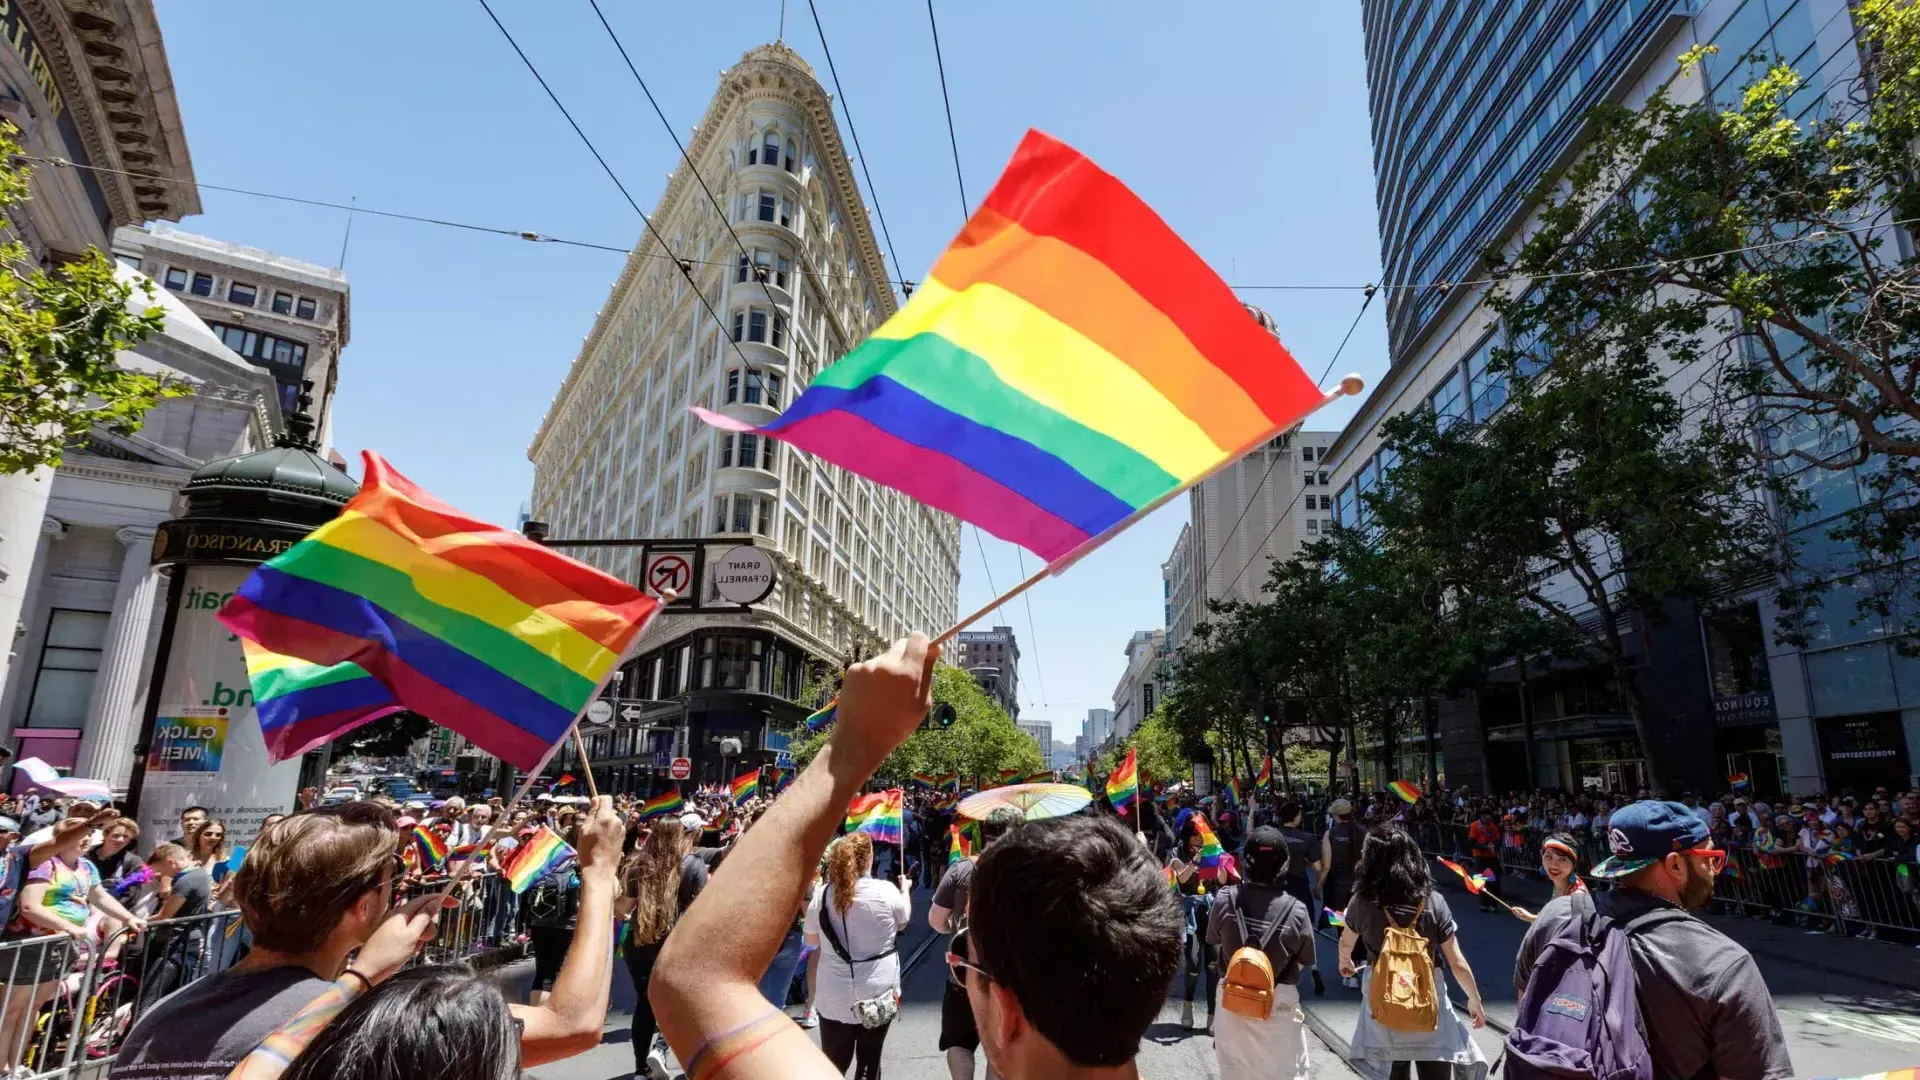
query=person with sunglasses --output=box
[1512,800,1791,1080]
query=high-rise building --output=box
[1111,630,1167,744]
[527,44,961,791]
[1338,0,1863,796]
[953,625,1020,720]
[1074,733,1090,765]
[1018,720,1051,759]
[1085,707,1113,752]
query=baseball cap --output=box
[679,812,703,832]
[0,816,20,833]
[1243,825,1288,877]
[1328,798,1353,816]
[1591,800,1710,878]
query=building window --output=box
[271,290,294,315]
[163,267,188,291]
[758,190,777,223]
[779,196,795,229]
[1303,471,1316,487]
[747,310,767,343]
[736,254,751,284]
[1302,446,1316,462]
[1307,518,1320,534]
[190,272,213,297]
[784,138,797,173]
[295,296,317,319]
[229,282,258,306]
[776,255,791,289]
[25,609,109,728]
[771,313,787,349]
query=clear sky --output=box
[148,0,1387,743]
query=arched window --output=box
[763,131,780,168]
[784,139,798,173]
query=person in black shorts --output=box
[928,806,1023,1080]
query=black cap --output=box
[1243,825,1289,882]
[1246,825,1285,856]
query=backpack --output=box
[1220,887,1300,1021]
[1504,892,1687,1080]
[1368,896,1439,1033]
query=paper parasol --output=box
[957,783,1093,822]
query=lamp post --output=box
[122,389,356,845]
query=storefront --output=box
[1816,710,1911,794]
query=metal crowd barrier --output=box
[0,869,528,1080]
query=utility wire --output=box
[1217,291,1380,600]
[473,0,757,375]
[925,0,969,217]
[805,0,907,292]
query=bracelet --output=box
[340,968,373,994]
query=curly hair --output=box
[827,832,873,919]
[1354,825,1432,909]
[622,818,692,947]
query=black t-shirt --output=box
[1279,826,1316,884]
[88,846,142,889]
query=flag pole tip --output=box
[1338,374,1366,397]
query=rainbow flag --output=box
[638,788,683,820]
[805,703,837,733]
[410,825,448,871]
[1324,907,1347,928]
[770,767,791,795]
[691,130,1324,565]
[847,788,905,845]
[1164,865,1179,893]
[912,771,938,788]
[999,768,1022,784]
[1439,857,1495,896]
[730,769,759,805]
[1255,755,1272,790]
[1193,815,1226,879]
[1024,769,1055,784]
[218,453,660,770]
[939,772,960,792]
[1225,777,1246,807]
[1388,779,1421,804]
[240,640,403,763]
[1106,746,1138,811]
[503,826,574,894]
[1722,862,1744,882]
[949,823,974,865]
[1728,772,1750,791]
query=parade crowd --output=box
[0,636,1813,1080]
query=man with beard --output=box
[1514,800,1791,1080]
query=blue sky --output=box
[150,0,1387,742]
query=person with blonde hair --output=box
[617,817,708,1080]
[804,831,911,1079]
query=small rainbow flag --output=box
[1324,907,1346,928]
[938,772,959,791]
[1164,865,1179,893]
[504,826,574,894]
[1388,779,1421,805]
[448,842,484,861]
[1255,755,1272,790]
[1106,746,1138,811]
[949,824,974,865]
[770,767,791,795]
[1728,772,1750,791]
[1223,777,1245,807]
[1823,850,1859,865]
[1193,815,1226,879]
[218,453,659,770]
[847,788,905,845]
[1439,857,1494,896]
[690,129,1326,565]
[805,703,837,733]
[638,788,683,820]
[912,771,938,788]
[410,825,448,871]
[557,772,577,788]
[1721,863,1744,881]
[730,768,759,805]
[999,768,1022,784]
[1024,769,1055,784]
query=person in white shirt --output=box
[805,831,911,1079]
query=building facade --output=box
[1017,720,1051,759]
[1162,523,1194,654]
[952,625,1020,720]
[1084,707,1113,753]
[1110,629,1167,747]
[527,44,961,792]
[112,225,350,442]
[1337,0,1865,796]
[0,0,198,708]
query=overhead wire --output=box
[804,0,908,292]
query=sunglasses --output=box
[944,923,993,987]
[1677,847,1726,869]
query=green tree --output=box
[0,127,176,473]
[784,662,1041,783]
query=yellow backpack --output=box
[1368,896,1439,1033]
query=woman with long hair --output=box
[617,817,708,1080]
[804,831,911,1080]
[1337,825,1488,1080]
[1511,832,1589,923]
[277,966,521,1080]
[184,819,231,880]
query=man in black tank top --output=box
[1276,800,1325,995]
[1319,797,1368,987]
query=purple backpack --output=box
[1504,892,1686,1080]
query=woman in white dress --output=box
[804,831,912,1079]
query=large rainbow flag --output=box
[847,789,905,845]
[730,768,759,805]
[241,640,404,763]
[218,453,660,770]
[693,129,1325,566]
[638,788,683,820]
[1106,746,1138,812]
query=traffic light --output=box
[927,702,957,729]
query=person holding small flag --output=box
[1168,813,1239,1031]
[617,816,709,1080]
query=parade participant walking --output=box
[805,831,911,1079]
[619,817,709,1080]
[1169,813,1238,1031]
[1512,801,1791,1080]
[1338,826,1488,1080]
[1511,832,1588,923]
[1207,826,1315,1080]
[1276,801,1325,995]
[929,807,1024,1080]
[649,633,1185,1080]
[1320,798,1367,987]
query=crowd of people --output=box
[0,639,1804,1080]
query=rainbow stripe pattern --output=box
[410,825,448,871]
[949,824,974,865]
[1388,779,1422,804]
[730,769,759,805]
[504,825,574,894]
[218,453,659,770]
[1106,746,1138,811]
[770,768,791,795]
[241,640,403,764]
[1192,815,1226,879]
[1024,769,1055,784]
[1325,907,1347,928]
[1255,755,1272,790]
[638,788,683,820]
[804,703,837,733]
[846,788,905,845]
[693,129,1323,564]
[1728,772,1750,791]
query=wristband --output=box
[340,967,373,993]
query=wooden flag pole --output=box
[572,727,601,800]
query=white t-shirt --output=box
[805,877,910,1024]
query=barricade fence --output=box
[0,868,527,1080]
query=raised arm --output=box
[511,795,622,1066]
[651,635,937,1080]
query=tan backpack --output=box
[1220,888,1296,1021]
[1368,896,1439,1033]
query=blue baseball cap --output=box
[1592,800,1711,878]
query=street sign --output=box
[585,700,613,725]
[669,757,692,780]
[711,545,776,605]
[642,551,694,600]
[621,705,644,722]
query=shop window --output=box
[25,610,108,728]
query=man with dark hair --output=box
[1319,797,1366,987]
[166,805,210,847]
[1514,800,1791,1080]
[928,805,1024,1080]
[1276,801,1325,995]
[651,634,1183,1080]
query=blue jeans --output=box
[1181,893,1218,1009]
[756,929,805,1008]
